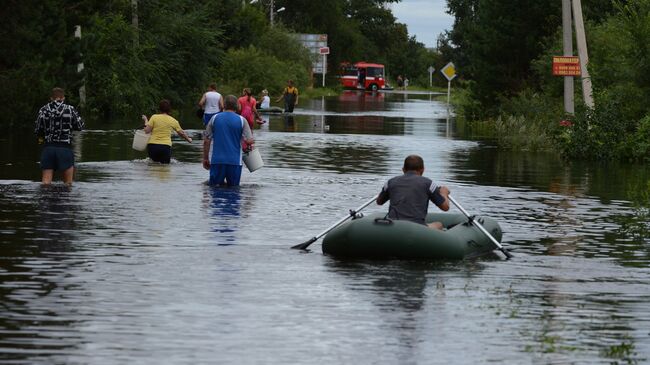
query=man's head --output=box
[209,83,217,91]
[224,95,239,112]
[287,80,294,86]
[402,154,425,175]
[50,87,65,101]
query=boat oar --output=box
[447,195,513,259]
[292,196,378,250]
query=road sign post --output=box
[427,66,435,88]
[319,47,330,87]
[441,62,457,107]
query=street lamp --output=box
[270,0,285,26]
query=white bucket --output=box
[243,148,264,172]
[132,130,150,151]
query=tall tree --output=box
[443,0,561,115]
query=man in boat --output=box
[202,95,254,186]
[376,155,450,229]
[34,87,84,186]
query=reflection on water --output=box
[0,93,649,363]
[205,186,242,243]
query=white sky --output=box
[390,0,453,48]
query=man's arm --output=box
[376,181,389,205]
[202,137,211,170]
[431,185,450,211]
[71,107,84,131]
[242,119,254,144]
[35,109,44,136]
[202,120,212,170]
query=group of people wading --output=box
[35,81,299,187]
[35,86,451,231]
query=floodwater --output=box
[1,91,649,364]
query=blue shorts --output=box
[209,164,242,186]
[147,144,172,164]
[40,144,74,171]
[203,112,218,126]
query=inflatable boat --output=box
[322,213,503,260]
[257,106,284,113]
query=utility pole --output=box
[572,0,594,108]
[562,0,574,114]
[74,25,86,108]
[270,0,275,26]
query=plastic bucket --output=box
[243,148,264,172]
[132,130,150,151]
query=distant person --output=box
[276,80,299,113]
[203,95,254,187]
[142,99,193,164]
[396,75,404,90]
[376,155,450,229]
[198,83,224,126]
[34,87,85,186]
[404,77,410,90]
[258,89,271,109]
[237,88,262,129]
[358,68,367,89]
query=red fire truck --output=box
[339,62,387,91]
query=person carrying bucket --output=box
[142,99,193,164]
[203,95,254,187]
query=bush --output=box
[557,93,636,160]
[217,46,309,96]
[622,114,650,162]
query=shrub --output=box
[217,46,309,96]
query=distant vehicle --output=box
[339,62,388,91]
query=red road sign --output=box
[552,56,581,76]
[319,47,330,55]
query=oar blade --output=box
[291,237,318,250]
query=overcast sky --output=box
[390,0,453,48]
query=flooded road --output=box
[1,91,649,364]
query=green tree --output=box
[443,0,561,117]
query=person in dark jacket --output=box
[376,155,450,229]
[34,87,84,186]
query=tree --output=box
[443,0,561,116]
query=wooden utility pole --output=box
[562,0,574,114]
[270,0,275,26]
[74,25,86,108]
[572,0,594,108]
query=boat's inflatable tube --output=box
[322,213,503,260]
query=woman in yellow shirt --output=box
[141,99,193,164]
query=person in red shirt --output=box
[237,88,261,130]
